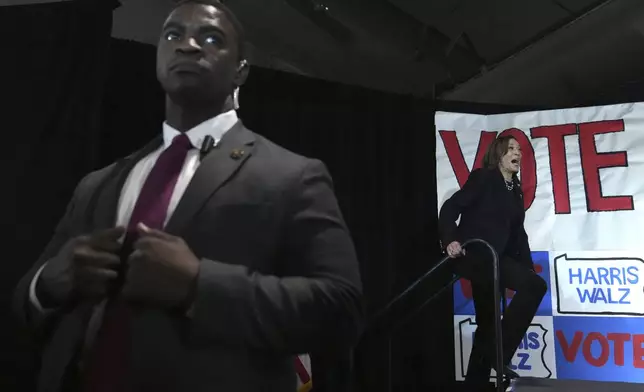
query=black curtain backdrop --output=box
[2,1,115,391]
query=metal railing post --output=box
[369,238,505,392]
[462,239,504,392]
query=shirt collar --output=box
[162,110,239,150]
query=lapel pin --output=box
[230,149,245,160]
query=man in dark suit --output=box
[12,1,363,391]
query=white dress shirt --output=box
[29,110,239,312]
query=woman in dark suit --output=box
[439,135,547,388]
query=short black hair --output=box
[172,0,247,59]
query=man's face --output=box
[157,3,241,103]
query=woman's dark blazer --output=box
[438,167,533,268]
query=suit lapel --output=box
[165,121,255,235]
[91,136,163,230]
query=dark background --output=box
[0,1,600,391]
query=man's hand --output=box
[121,223,200,310]
[446,241,465,258]
[37,226,126,307]
[72,227,126,297]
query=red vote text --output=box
[556,330,644,369]
[438,119,634,214]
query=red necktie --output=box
[82,134,192,392]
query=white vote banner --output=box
[437,103,644,384]
[436,103,644,253]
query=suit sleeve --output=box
[188,160,363,354]
[438,169,486,248]
[12,176,86,331]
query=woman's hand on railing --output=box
[446,241,466,258]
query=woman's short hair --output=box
[482,135,516,169]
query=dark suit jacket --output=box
[12,121,363,392]
[438,168,532,267]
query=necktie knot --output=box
[171,133,192,150]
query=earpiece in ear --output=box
[233,86,240,109]
[238,60,248,71]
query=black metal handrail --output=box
[370,238,505,392]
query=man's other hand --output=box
[37,226,126,307]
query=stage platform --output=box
[512,377,644,391]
